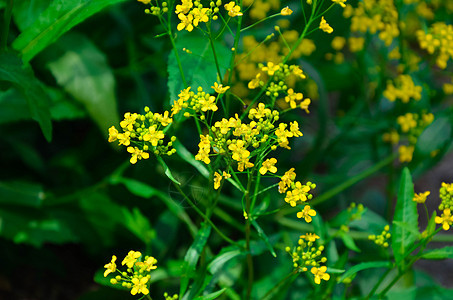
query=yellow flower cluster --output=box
[439,182,453,211]
[108,108,177,164]
[285,234,329,284]
[392,112,434,163]
[368,225,391,248]
[319,16,333,34]
[104,250,158,296]
[138,0,169,16]
[195,102,303,183]
[344,0,399,46]
[435,209,453,231]
[383,74,422,103]
[172,86,220,118]
[278,168,316,221]
[417,22,453,69]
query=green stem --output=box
[172,182,240,247]
[168,31,188,88]
[240,13,282,32]
[245,172,254,300]
[1,0,13,50]
[262,271,298,300]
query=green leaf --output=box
[208,248,243,275]
[121,207,155,246]
[157,156,181,185]
[12,0,128,63]
[47,33,119,134]
[250,219,277,257]
[173,140,210,179]
[420,246,453,260]
[180,222,212,295]
[340,232,361,252]
[415,116,452,157]
[0,181,44,207]
[0,88,31,123]
[392,167,418,268]
[113,177,159,198]
[0,52,52,141]
[193,288,226,300]
[12,0,52,31]
[167,31,232,101]
[339,261,391,282]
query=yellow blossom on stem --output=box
[397,113,417,133]
[131,277,149,295]
[320,17,333,34]
[311,266,330,284]
[214,172,222,189]
[281,6,293,15]
[104,255,117,277]
[248,73,261,89]
[297,205,317,222]
[262,62,280,76]
[199,95,218,112]
[192,7,209,26]
[117,131,131,146]
[212,82,230,94]
[175,0,193,14]
[120,113,138,131]
[122,250,142,268]
[127,147,150,164]
[143,126,165,146]
[413,191,430,204]
[301,233,319,242]
[135,256,158,272]
[108,126,118,142]
[279,168,296,193]
[177,13,194,32]
[289,121,303,137]
[435,209,453,230]
[224,1,243,17]
[260,158,278,175]
[398,145,414,163]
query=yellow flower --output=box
[285,88,303,109]
[120,113,138,131]
[382,130,399,145]
[300,98,311,113]
[311,266,330,284]
[320,16,333,34]
[289,121,303,137]
[108,126,118,143]
[262,62,280,76]
[259,158,278,175]
[297,205,317,222]
[104,255,117,277]
[214,171,222,189]
[281,6,293,15]
[248,102,270,119]
[279,168,296,193]
[131,277,149,295]
[331,36,346,51]
[397,113,417,133]
[138,0,151,3]
[199,95,218,112]
[117,131,131,146]
[135,256,158,272]
[435,209,453,231]
[332,0,346,8]
[223,171,231,179]
[224,1,243,17]
[413,191,430,204]
[177,13,194,32]
[122,250,142,268]
[212,82,230,94]
[192,7,209,26]
[175,0,193,14]
[127,147,150,164]
[248,73,261,89]
[300,233,319,242]
[143,126,165,147]
[398,145,414,163]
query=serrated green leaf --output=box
[250,219,277,257]
[0,52,52,141]
[47,33,119,134]
[420,246,453,260]
[12,0,128,63]
[339,261,391,282]
[392,167,418,268]
[193,288,226,300]
[340,232,361,252]
[167,31,232,101]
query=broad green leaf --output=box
[0,88,31,123]
[194,288,226,300]
[208,248,243,274]
[392,167,418,268]
[339,261,391,282]
[420,246,453,260]
[157,156,181,185]
[12,0,52,31]
[415,116,452,157]
[340,232,361,252]
[167,31,232,101]
[47,33,119,134]
[180,222,212,296]
[173,140,209,179]
[121,207,155,246]
[0,52,52,141]
[12,0,128,63]
[250,219,277,257]
[0,181,44,207]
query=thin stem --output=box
[262,271,298,300]
[240,13,282,32]
[245,172,254,300]
[168,31,188,88]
